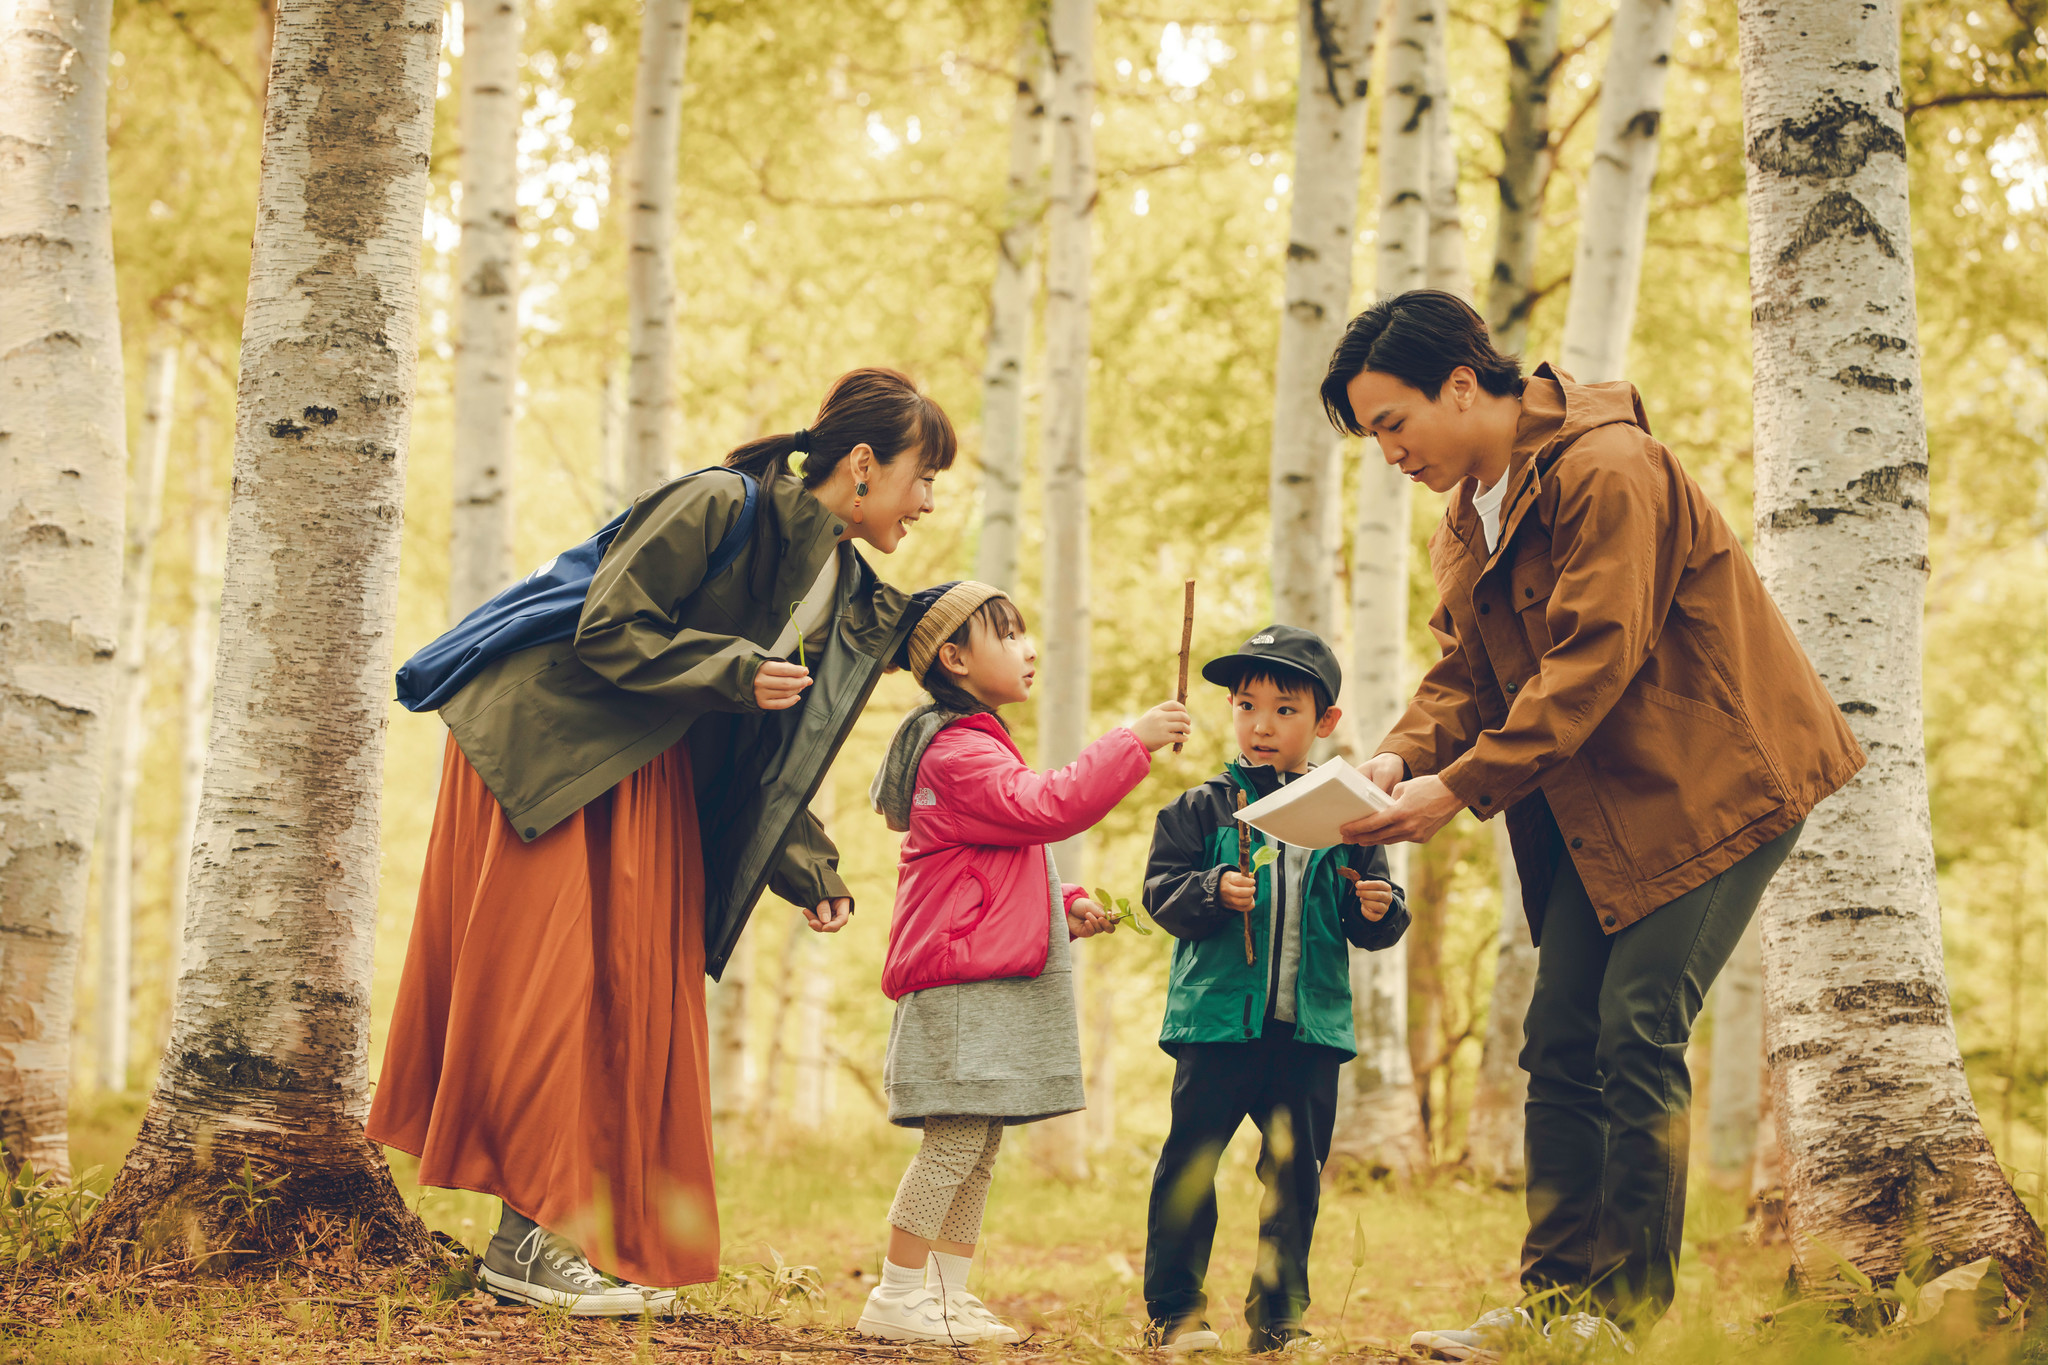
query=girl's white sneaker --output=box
[856,1285,1006,1343]
[941,1288,1022,1344]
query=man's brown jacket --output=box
[1377,365,1864,939]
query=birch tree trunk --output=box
[1467,820,1535,1182]
[1706,916,1762,1188]
[0,0,129,1182]
[167,414,222,994]
[94,345,177,1094]
[974,14,1046,595]
[790,931,832,1130]
[1268,0,1377,639]
[1329,0,1434,1180]
[1033,0,1096,1183]
[622,0,690,497]
[755,909,803,1125]
[85,0,442,1261]
[1421,5,1466,298]
[1484,0,1563,355]
[448,0,520,623]
[1740,0,2045,1289]
[708,926,753,1134]
[1555,0,1677,382]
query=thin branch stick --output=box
[1173,578,1194,752]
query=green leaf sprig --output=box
[1090,888,1154,935]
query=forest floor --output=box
[3,1097,2040,1364]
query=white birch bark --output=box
[621,0,690,497]
[1268,0,1377,639]
[1740,0,2045,1287]
[755,908,803,1124]
[1033,0,1096,1183]
[1555,0,1677,382]
[0,0,129,1181]
[1706,916,1762,1187]
[448,0,520,623]
[85,0,441,1259]
[93,345,177,1094]
[709,925,753,1132]
[1484,0,1564,355]
[1421,3,1466,298]
[167,413,222,991]
[1467,820,1535,1182]
[790,930,832,1130]
[1374,0,1434,300]
[974,15,1046,595]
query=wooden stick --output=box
[1235,789,1254,965]
[1173,578,1195,752]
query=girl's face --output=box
[844,443,937,554]
[939,611,1036,708]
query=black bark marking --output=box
[1769,1037,1839,1066]
[1818,979,1948,1014]
[1848,461,1926,504]
[1779,191,1899,264]
[1765,501,1850,529]
[1747,95,1906,181]
[1833,364,1912,393]
[1851,329,1911,352]
[1809,902,1903,924]
[1287,241,1318,262]
[1623,108,1662,139]
[1837,701,1879,716]
[268,418,309,439]
[302,405,339,424]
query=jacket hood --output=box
[871,703,974,831]
[1516,361,1653,468]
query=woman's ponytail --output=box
[724,368,957,488]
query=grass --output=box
[6,1096,2041,1363]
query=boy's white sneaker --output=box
[1544,1312,1636,1355]
[1410,1305,1536,1361]
[856,1284,1004,1344]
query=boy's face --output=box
[1230,675,1340,774]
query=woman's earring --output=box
[852,479,868,523]
[855,481,868,496]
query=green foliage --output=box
[0,1151,104,1272]
[1090,887,1154,934]
[212,1158,286,1237]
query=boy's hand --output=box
[1352,877,1395,922]
[1130,702,1193,753]
[1219,870,1256,914]
[1067,897,1116,938]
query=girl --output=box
[858,581,1191,1343]
[370,369,956,1315]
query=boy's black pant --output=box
[1143,1022,1339,1342]
[1520,821,1801,1330]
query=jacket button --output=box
[523,828,537,840]
[1524,587,1535,599]
[1479,602,1491,615]
[1505,681,1519,695]
[1571,837,1583,850]
[1478,795,1492,806]
[832,524,844,536]
[1603,915,1617,928]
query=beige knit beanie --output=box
[906,580,1007,682]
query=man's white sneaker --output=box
[1543,1312,1635,1355]
[856,1285,1003,1343]
[940,1289,1022,1344]
[1166,1325,1221,1354]
[1409,1305,1536,1362]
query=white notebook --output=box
[1235,760,1396,850]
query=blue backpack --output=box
[395,469,760,712]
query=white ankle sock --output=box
[878,1257,925,1300]
[927,1250,972,1293]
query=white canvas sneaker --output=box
[856,1284,1006,1343]
[480,1220,665,1317]
[1544,1312,1636,1355]
[940,1288,1022,1344]
[1409,1305,1537,1361]
[1165,1325,1222,1354]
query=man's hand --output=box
[1066,897,1116,938]
[1219,869,1256,914]
[755,660,812,711]
[1352,877,1395,921]
[1340,774,1466,846]
[804,897,853,932]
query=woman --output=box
[368,368,956,1314]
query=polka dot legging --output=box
[886,1115,1005,1243]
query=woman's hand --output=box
[804,898,853,932]
[1218,869,1257,914]
[1066,897,1116,938]
[755,660,812,711]
[1352,877,1396,921]
[1130,701,1193,753]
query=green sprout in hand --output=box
[790,600,809,668]
[1091,888,1154,935]
[1250,846,1278,877]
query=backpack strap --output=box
[704,470,759,580]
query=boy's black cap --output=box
[1200,624,1343,702]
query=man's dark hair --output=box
[1224,665,1333,720]
[1319,290,1523,436]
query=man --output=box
[1327,291,1863,1355]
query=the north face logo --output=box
[913,788,937,807]
[1250,634,1275,645]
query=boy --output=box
[1140,625,1410,1354]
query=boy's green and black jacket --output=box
[1144,760,1409,1060]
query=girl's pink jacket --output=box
[881,713,1152,1001]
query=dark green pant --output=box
[1519,822,1801,1330]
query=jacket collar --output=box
[766,474,848,610]
[1226,757,1305,800]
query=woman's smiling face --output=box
[845,443,937,554]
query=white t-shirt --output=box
[1473,473,1509,554]
[770,551,840,660]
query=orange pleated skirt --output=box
[368,735,717,1287]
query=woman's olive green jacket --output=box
[439,469,918,978]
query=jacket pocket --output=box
[942,867,995,942]
[1587,679,1785,880]
[1510,553,1557,656]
